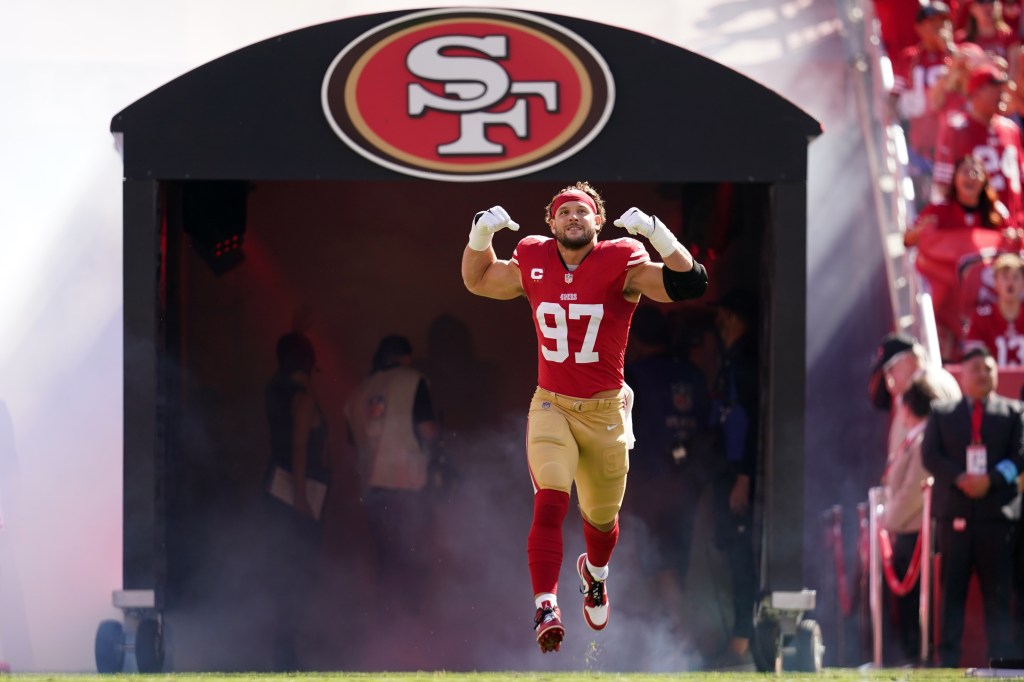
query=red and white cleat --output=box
[534,601,564,653]
[577,553,610,630]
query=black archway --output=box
[113,7,820,671]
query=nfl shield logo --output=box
[672,385,693,412]
[565,273,573,284]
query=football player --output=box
[461,181,708,652]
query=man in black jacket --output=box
[922,346,1024,667]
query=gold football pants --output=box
[526,387,630,530]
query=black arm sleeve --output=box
[662,261,708,301]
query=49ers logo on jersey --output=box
[321,8,615,182]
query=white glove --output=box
[468,205,520,251]
[613,207,679,258]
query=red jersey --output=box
[934,110,1023,225]
[955,2,1022,33]
[1004,1,1024,34]
[954,25,1018,60]
[965,302,1024,365]
[874,0,930,55]
[915,197,1009,230]
[891,45,952,158]
[512,236,650,398]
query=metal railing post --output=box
[919,477,933,664]
[868,486,884,668]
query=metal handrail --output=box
[835,0,944,347]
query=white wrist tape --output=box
[648,215,680,258]
[468,229,493,251]
[468,213,493,251]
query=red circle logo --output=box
[321,9,615,182]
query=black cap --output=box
[715,289,757,325]
[373,334,413,372]
[916,1,951,23]
[276,332,316,373]
[872,332,916,374]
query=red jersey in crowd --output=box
[892,45,953,158]
[964,302,1024,365]
[875,0,937,55]
[1004,1,1024,33]
[954,24,1018,60]
[934,110,1024,225]
[512,236,649,398]
[916,196,1010,229]
[938,87,966,119]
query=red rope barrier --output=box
[857,503,870,579]
[878,527,923,596]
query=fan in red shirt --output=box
[965,251,1024,364]
[934,63,1023,224]
[955,0,1023,33]
[461,182,707,653]
[1003,0,1024,33]
[906,154,1012,248]
[907,154,1015,358]
[929,42,990,123]
[876,0,952,56]
[954,0,1020,60]
[891,2,955,176]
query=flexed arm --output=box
[462,206,525,300]
[617,207,708,303]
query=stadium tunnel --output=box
[109,7,821,672]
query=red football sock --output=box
[583,515,619,568]
[527,488,570,596]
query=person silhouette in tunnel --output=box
[262,331,330,671]
[344,335,441,618]
[461,181,709,653]
[707,289,759,668]
[622,305,710,659]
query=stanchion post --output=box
[919,477,933,665]
[868,486,884,668]
[823,505,845,664]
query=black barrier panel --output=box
[111,10,818,183]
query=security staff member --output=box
[921,346,1024,667]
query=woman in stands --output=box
[906,154,1018,360]
[955,0,1019,63]
[904,153,1012,247]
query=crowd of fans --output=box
[870,1,1024,668]
[878,0,1024,363]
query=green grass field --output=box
[3,670,1011,682]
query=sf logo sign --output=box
[322,9,615,182]
[406,35,559,156]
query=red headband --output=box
[550,189,598,218]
